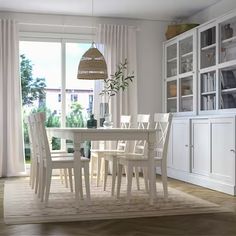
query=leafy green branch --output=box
[100,58,134,97]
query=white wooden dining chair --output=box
[32,112,90,203]
[27,114,74,195]
[102,115,131,195]
[117,113,172,201]
[90,115,131,189]
[116,114,151,201]
[153,112,173,198]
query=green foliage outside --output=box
[20,54,46,106]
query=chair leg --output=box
[161,162,168,199]
[96,155,102,187]
[38,163,44,199]
[90,155,96,183]
[68,168,73,193]
[143,167,149,193]
[111,157,117,196]
[103,159,109,191]
[117,163,123,198]
[134,167,140,190]
[59,169,64,184]
[45,168,52,203]
[35,162,39,194]
[30,159,35,189]
[84,163,91,202]
[127,163,133,202]
[40,166,46,202]
[64,168,68,188]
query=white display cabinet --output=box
[164,30,197,115]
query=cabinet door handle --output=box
[230,149,235,153]
[185,144,189,147]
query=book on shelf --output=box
[221,70,236,89]
[221,94,236,109]
[202,73,215,92]
[202,95,215,110]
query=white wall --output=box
[188,0,236,23]
[137,20,166,114]
[0,11,169,118]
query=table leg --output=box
[148,141,156,205]
[74,143,82,209]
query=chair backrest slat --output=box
[154,113,172,160]
[34,112,52,167]
[133,114,150,154]
[117,115,131,152]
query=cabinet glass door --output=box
[220,66,236,109]
[200,27,216,69]
[220,17,236,63]
[179,76,193,112]
[179,36,193,74]
[167,80,177,112]
[166,43,177,78]
[200,71,216,111]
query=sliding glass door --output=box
[19,39,92,161]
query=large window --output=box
[20,39,93,161]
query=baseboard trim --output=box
[166,168,236,196]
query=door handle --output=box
[230,149,235,153]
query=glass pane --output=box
[220,18,236,63]
[200,71,216,93]
[201,94,216,111]
[180,76,193,112]
[167,44,177,77]
[179,36,193,74]
[200,27,216,69]
[65,43,93,157]
[65,42,93,128]
[167,80,177,112]
[20,41,62,158]
[200,71,216,111]
[220,66,236,109]
[181,76,193,96]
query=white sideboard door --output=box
[168,119,190,172]
[191,119,210,176]
[210,117,235,184]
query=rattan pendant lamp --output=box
[77,0,108,80]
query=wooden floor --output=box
[1,177,236,236]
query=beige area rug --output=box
[4,177,229,224]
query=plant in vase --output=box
[99,58,134,128]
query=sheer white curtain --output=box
[0,19,25,177]
[95,24,138,127]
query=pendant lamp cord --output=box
[91,0,95,46]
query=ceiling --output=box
[0,0,222,21]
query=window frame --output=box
[19,32,93,128]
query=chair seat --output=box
[118,153,147,161]
[154,156,163,161]
[44,156,89,169]
[51,153,74,158]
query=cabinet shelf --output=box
[167,57,177,63]
[201,44,216,51]
[221,35,236,45]
[167,96,177,100]
[201,91,216,96]
[181,52,193,58]
[221,88,236,94]
[181,94,193,98]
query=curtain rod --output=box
[18,22,140,31]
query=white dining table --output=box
[47,127,157,208]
